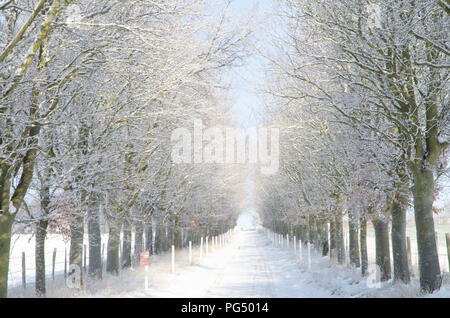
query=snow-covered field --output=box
[8,229,450,298]
[364,224,450,274]
[8,233,71,288]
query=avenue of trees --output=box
[0,0,252,297]
[259,0,448,293]
[1,0,448,298]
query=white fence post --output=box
[200,237,203,259]
[171,245,175,274]
[299,240,302,265]
[206,237,209,255]
[294,236,296,253]
[189,241,192,265]
[287,234,289,249]
[145,265,149,290]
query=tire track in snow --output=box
[256,240,277,298]
[204,239,242,296]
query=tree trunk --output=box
[308,215,316,245]
[348,214,360,267]
[412,168,441,292]
[106,222,120,275]
[318,219,329,256]
[360,217,368,276]
[164,225,169,252]
[300,222,308,244]
[152,221,157,254]
[35,219,48,297]
[373,217,391,281]
[134,222,143,265]
[0,213,14,298]
[169,225,175,247]
[145,224,153,254]
[121,221,132,268]
[335,211,345,264]
[155,226,162,254]
[391,194,410,284]
[69,214,84,288]
[35,182,51,297]
[87,199,102,280]
[329,217,336,259]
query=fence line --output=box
[263,227,450,278]
[8,229,235,291]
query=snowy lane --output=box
[126,229,333,298]
[9,228,450,298]
[8,229,450,298]
[67,229,333,298]
[205,231,278,298]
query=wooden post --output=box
[189,241,192,265]
[446,233,450,272]
[52,248,57,280]
[22,252,26,289]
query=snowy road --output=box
[9,228,449,298]
[99,229,333,298]
[203,231,277,297]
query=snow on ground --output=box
[8,229,450,298]
[8,233,71,288]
